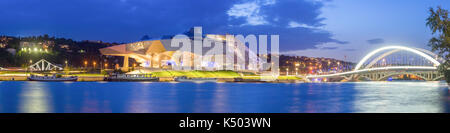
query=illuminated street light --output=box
[286,68,289,76]
[28,60,33,75]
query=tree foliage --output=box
[0,35,123,68]
[427,6,450,82]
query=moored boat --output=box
[27,74,78,81]
[104,73,159,82]
[174,76,217,82]
[233,77,266,82]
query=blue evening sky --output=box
[0,0,448,62]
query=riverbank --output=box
[0,75,304,83]
[0,75,104,81]
[1,70,305,82]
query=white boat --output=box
[174,76,217,82]
[104,73,159,82]
[28,74,78,81]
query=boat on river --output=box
[174,76,217,82]
[28,74,78,81]
[233,78,266,82]
[104,73,159,82]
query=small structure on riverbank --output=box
[29,59,63,71]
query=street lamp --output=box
[65,60,68,68]
[104,63,108,69]
[286,68,289,76]
[93,62,97,69]
[337,62,340,72]
[28,60,33,76]
[295,68,298,75]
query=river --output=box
[0,81,448,113]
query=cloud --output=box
[288,21,322,30]
[320,46,338,50]
[0,0,343,51]
[343,49,356,51]
[227,0,277,26]
[366,38,385,44]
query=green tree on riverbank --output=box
[426,6,450,83]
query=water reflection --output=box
[126,83,151,113]
[352,82,448,113]
[0,81,448,113]
[212,83,229,112]
[19,82,53,113]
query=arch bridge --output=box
[305,46,446,81]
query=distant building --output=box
[19,41,53,53]
[0,36,13,48]
[100,27,257,71]
[278,55,354,75]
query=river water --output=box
[0,81,448,113]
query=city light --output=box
[21,47,49,53]
[286,68,289,76]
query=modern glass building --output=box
[99,28,257,71]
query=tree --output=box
[426,6,450,83]
[140,35,151,41]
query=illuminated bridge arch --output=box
[305,46,444,81]
[354,46,441,70]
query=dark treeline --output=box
[0,34,125,68]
